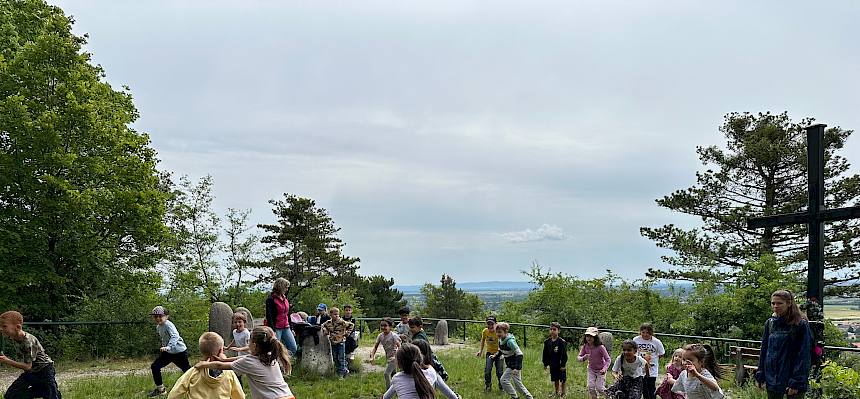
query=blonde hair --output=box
[0,311,23,325]
[329,307,340,315]
[199,332,224,357]
[298,311,308,321]
[495,322,510,332]
[272,278,290,295]
[671,348,685,363]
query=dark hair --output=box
[771,290,806,326]
[639,323,654,334]
[412,339,433,366]
[398,307,411,316]
[550,322,561,330]
[396,343,434,399]
[250,327,292,375]
[621,339,637,352]
[380,317,394,328]
[408,316,423,328]
[583,334,603,347]
[343,304,353,310]
[683,343,723,380]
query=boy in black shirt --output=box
[543,322,568,398]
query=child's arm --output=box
[368,336,381,362]
[560,340,568,369]
[195,360,234,370]
[600,346,611,374]
[542,341,550,369]
[689,366,720,392]
[226,339,236,349]
[232,346,249,353]
[578,344,588,362]
[475,334,486,357]
[0,355,32,372]
[165,322,184,353]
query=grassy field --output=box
[50,339,756,399]
[826,305,860,322]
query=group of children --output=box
[0,290,811,399]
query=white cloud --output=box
[501,224,568,243]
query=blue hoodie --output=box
[755,316,812,393]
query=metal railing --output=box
[353,317,860,364]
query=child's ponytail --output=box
[396,343,434,399]
[251,326,292,375]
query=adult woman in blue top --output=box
[755,290,813,399]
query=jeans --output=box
[643,377,657,399]
[275,327,298,356]
[500,368,533,399]
[151,351,190,386]
[767,391,806,399]
[4,364,61,399]
[332,342,347,376]
[384,358,397,388]
[485,353,504,388]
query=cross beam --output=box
[746,124,855,303]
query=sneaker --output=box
[147,386,166,397]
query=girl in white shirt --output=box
[671,343,724,399]
[383,343,435,399]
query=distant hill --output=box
[394,281,536,294]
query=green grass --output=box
[55,341,754,398]
[827,305,860,321]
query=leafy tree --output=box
[355,275,407,317]
[0,0,170,320]
[641,112,860,296]
[258,194,360,304]
[222,207,266,305]
[421,274,484,320]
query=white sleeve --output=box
[671,371,686,393]
[656,338,665,356]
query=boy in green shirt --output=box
[0,311,62,399]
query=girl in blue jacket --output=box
[755,290,812,399]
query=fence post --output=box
[523,325,527,348]
[463,321,467,343]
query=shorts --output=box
[550,366,567,382]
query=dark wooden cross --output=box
[747,124,860,306]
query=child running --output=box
[0,311,62,399]
[476,316,503,392]
[195,326,295,399]
[543,322,568,398]
[395,307,412,342]
[607,340,647,399]
[670,344,723,399]
[383,343,436,399]
[578,327,611,399]
[368,317,402,388]
[656,349,685,399]
[493,322,534,399]
[227,313,251,357]
[412,340,461,399]
[634,323,665,399]
[149,306,191,397]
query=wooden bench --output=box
[728,346,760,386]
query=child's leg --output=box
[171,351,191,373]
[561,379,566,397]
[5,371,36,399]
[595,371,606,398]
[627,378,643,399]
[500,368,518,398]
[333,342,347,376]
[484,354,494,389]
[384,358,396,388]
[510,369,533,399]
[643,377,656,399]
[150,352,172,387]
[494,355,505,388]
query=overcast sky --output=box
[52,0,860,284]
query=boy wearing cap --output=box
[543,322,568,398]
[476,316,504,391]
[149,306,191,397]
[309,303,331,326]
[0,310,62,399]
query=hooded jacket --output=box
[755,316,812,393]
[167,367,245,399]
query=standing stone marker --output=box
[434,319,449,345]
[598,331,614,355]
[300,328,333,375]
[209,302,234,344]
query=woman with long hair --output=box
[265,278,298,355]
[755,290,812,399]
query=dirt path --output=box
[0,342,468,389]
[352,341,467,372]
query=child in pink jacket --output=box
[578,327,611,399]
